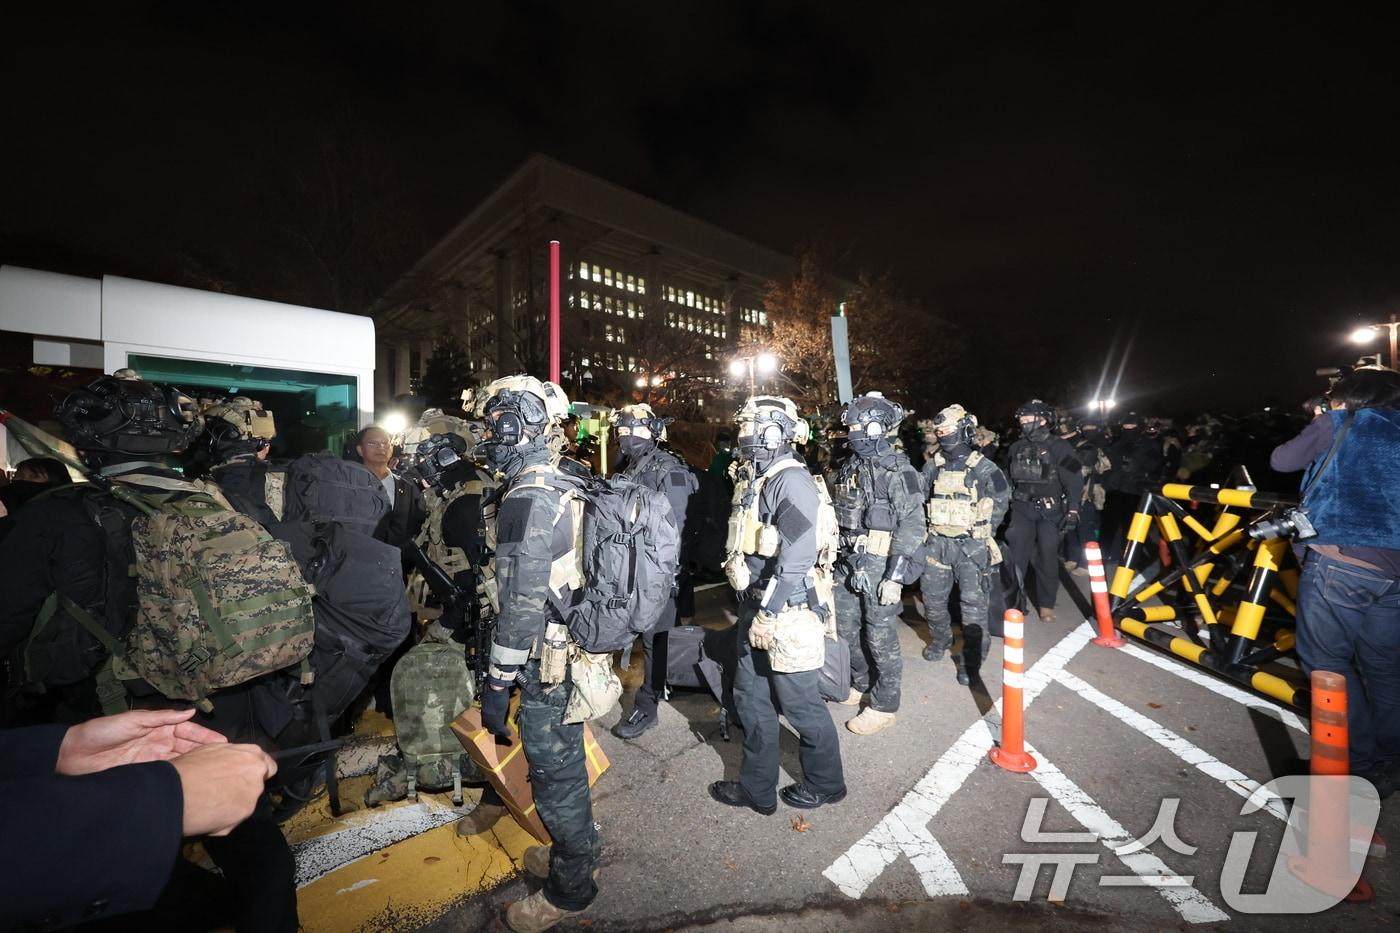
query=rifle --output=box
[409,541,493,692]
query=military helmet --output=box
[411,432,470,489]
[200,396,276,460]
[614,402,672,442]
[478,374,571,450]
[1014,398,1055,422]
[57,374,203,456]
[840,391,905,440]
[734,395,809,450]
[401,408,476,460]
[931,403,978,446]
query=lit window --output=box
[579,260,589,278]
[637,277,646,295]
[605,296,614,314]
[759,310,768,325]
[627,302,636,318]
[629,355,637,369]
[604,268,613,287]
[605,323,614,342]
[592,264,601,283]
[581,294,591,309]
[617,327,625,344]
[686,291,694,307]
[581,356,590,366]
[626,274,635,292]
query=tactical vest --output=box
[724,457,840,618]
[832,456,899,557]
[926,451,995,538]
[417,473,496,577]
[1008,441,1056,492]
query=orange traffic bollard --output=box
[1287,671,1372,902]
[989,609,1037,773]
[1085,542,1124,648]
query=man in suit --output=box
[1,708,275,930]
[356,425,427,555]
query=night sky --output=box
[3,3,1398,416]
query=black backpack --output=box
[265,520,411,813]
[208,459,290,528]
[283,453,390,538]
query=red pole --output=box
[549,239,561,385]
[989,609,1037,773]
[1086,542,1124,648]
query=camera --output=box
[1248,507,1317,542]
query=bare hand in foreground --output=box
[56,708,228,776]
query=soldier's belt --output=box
[1013,493,1061,509]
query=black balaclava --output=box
[619,435,653,463]
[1021,419,1051,443]
[937,434,973,459]
[848,435,888,459]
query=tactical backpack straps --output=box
[25,592,130,715]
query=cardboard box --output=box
[451,698,610,844]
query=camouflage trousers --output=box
[519,658,602,912]
[921,535,993,664]
[834,558,904,712]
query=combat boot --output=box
[838,687,863,706]
[922,644,947,662]
[846,708,896,735]
[505,890,585,933]
[524,844,601,881]
[456,801,507,836]
[1038,607,1057,623]
[613,707,657,740]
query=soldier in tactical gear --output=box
[475,375,601,933]
[610,403,697,741]
[200,396,286,526]
[710,397,846,814]
[1101,411,1165,553]
[1058,414,1112,576]
[920,404,1011,683]
[1004,400,1084,622]
[830,392,923,735]
[0,374,300,933]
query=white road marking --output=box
[823,623,1095,899]
[1054,669,1289,822]
[1117,641,1308,733]
[1024,744,1231,923]
[293,797,466,888]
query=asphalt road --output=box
[297,574,1398,932]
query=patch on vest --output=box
[496,496,534,545]
[991,470,1009,492]
[902,471,921,494]
[670,472,690,486]
[774,499,811,543]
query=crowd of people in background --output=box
[1,364,1397,932]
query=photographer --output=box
[1271,368,1400,796]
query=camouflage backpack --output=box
[367,623,477,807]
[114,475,316,712]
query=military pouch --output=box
[755,524,780,558]
[481,566,500,614]
[864,529,892,557]
[988,539,1004,566]
[562,649,622,725]
[926,498,978,535]
[863,502,896,533]
[767,608,825,674]
[724,553,752,592]
[1092,485,1107,510]
[540,622,571,685]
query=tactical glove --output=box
[748,610,778,651]
[481,663,519,742]
[1060,510,1080,533]
[877,578,904,606]
[847,568,872,595]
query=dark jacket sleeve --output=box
[0,498,104,660]
[978,459,1013,530]
[1270,415,1333,474]
[658,462,693,544]
[489,485,560,666]
[0,723,67,779]
[0,757,184,929]
[1052,438,1085,508]
[886,464,926,570]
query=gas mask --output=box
[619,435,653,462]
[937,433,972,458]
[848,435,886,459]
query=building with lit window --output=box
[372,155,813,411]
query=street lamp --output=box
[729,351,780,395]
[1087,398,1116,419]
[1347,314,1399,369]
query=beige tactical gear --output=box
[562,648,621,724]
[401,407,475,458]
[767,607,825,673]
[201,396,276,441]
[470,374,570,423]
[925,451,997,539]
[733,395,811,446]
